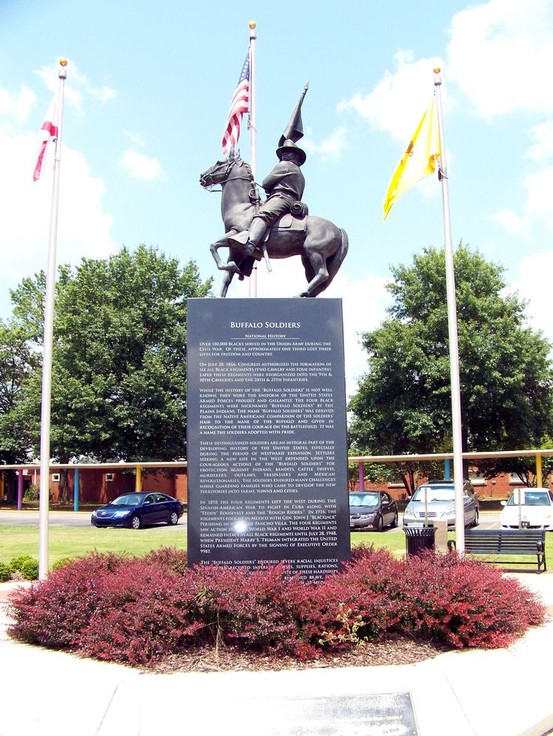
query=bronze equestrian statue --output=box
[199,143,348,298]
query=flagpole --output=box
[38,58,67,580]
[434,67,465,553]
[248,21,258,298]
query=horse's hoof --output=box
[225,261,242,275]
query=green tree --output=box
[348,245,553,493]
[0,320,40,464]
[8,245,212,474]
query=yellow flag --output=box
[383,97,441,219]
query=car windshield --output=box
[412,486,454,502]
[350,493,379,508]
[507,491,551,507]
[110,494,142,506]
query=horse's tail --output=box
[311,228,349,297]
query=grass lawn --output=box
[0,526,187,567]
[1,526,407,567]
[1,525,551,570]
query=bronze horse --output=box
[199,153,348,297]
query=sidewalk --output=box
[1,573,552,736]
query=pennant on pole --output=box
[383,96,440,219]
[279,82,309,146]
[221,53,250,155]
[33,94,59,182]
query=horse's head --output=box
[199,153,252,190]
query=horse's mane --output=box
[228,153,253,180]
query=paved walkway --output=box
[1,572,552,736]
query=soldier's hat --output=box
[276,139,307,165]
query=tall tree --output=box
[7,245,212,469]
[348,245,553,493]
[0,320,40,464]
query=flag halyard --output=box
[221,53,250,155]
[383,96,441,219]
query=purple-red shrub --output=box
[78,560,187,665]
[7,545,546,666]
[143,547,188,575]
[8,552,126,648]
[179,562,322,659]
[397,551,546,648]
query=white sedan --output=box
[500,488,553,530]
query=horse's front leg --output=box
[210,237,242,274]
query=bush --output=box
[51,557,77,572]
[6,556,39,580]
[7,545,546,666]
[18,558,39,580]
[23,483,40,503]
[0,562,10,582]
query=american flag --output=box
[221,53,250,155]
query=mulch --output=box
[149,634,450,674]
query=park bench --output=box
[447,528,547,574]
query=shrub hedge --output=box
[1,555,39,581]
[7,546,545,667]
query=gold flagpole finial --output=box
[59,58,68,79]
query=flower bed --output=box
[7,546,545,667]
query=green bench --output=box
[448,528,547,574]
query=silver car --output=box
[402,480,479,529]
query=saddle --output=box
[273,202,308,232]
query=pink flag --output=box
[33,95,58,182]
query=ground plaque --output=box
[186,298,350,580]
[213,692,419,735]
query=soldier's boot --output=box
[228,218,266,258]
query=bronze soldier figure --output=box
[229,139,307,258]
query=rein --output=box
[202,161,260,203]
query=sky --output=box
[1,0,552,399]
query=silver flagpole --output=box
[434,67,465,553]
[38,58,68,580]
[248,21,258,298]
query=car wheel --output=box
[168,511,179,526]
[391,512,399,529]
[472,509,479,527]
[375,514,384,532]
[130,515,141,530]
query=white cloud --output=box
[496,165,553,235]
[447,0,553,117]
[521,166,553,229]
[119,148,164,181]
[332,270,390,398]
[526,121,553,162]
[0,126,117,304]
[35,61,118,116]
[510,250,553,346]
[303,127,348,160]
[489,208,526,235]
[0,86,36,125]
[338,50,444,142]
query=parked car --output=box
[402,480,479,529]
[91,492,184,529]
[500,488,553,530]
[349,490,399,531]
